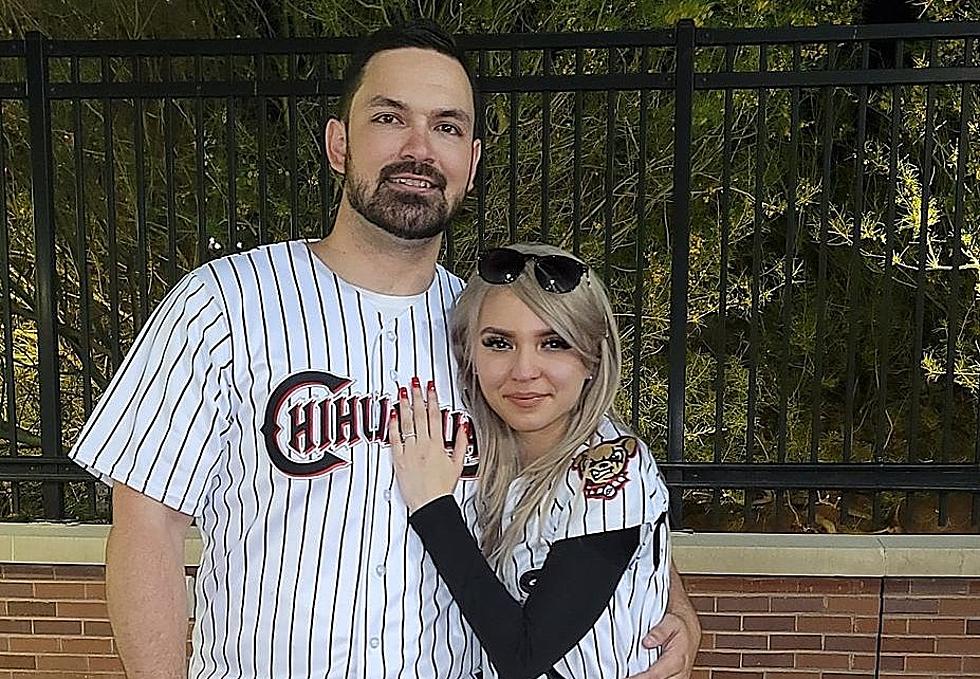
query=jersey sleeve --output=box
[555,435,669,542]
[68,271,233,517]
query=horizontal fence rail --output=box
[1,21,978,532]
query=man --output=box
[69,20,699,679]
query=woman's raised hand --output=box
[389,378,470,514]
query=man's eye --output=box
[481,336,511,350]
[437,123,462,136]
[542,336,571,350]
[373,113,399,124]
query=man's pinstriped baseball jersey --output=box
[70,240,481,678]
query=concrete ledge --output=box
[0,524,977,577]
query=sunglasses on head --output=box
[477,247,588,294]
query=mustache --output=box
[378,161,447,190]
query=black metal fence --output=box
[4,21,980,530]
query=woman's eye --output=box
[542,336,572,350]
[481,336,512,350]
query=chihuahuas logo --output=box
[262,371,478,478]
[571,436,638,500]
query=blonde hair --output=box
[451,243,622,564]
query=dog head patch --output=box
[571,436,639,500]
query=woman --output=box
[388,243,671,679]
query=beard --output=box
[345,157,466,242]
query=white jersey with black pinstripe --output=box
[69,240,481,679]
[469,417,671,679]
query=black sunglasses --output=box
[477,247,588,294]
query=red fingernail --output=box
[399,386,408,399]
[389,409,397,421]
[411,376,421,389]
[427,380,435,392]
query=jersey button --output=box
[383,490,392,501]
[375,564,386,576]
[369,637,380,649]
[389,369,398,381]
[386,330,397,341]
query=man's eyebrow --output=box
[366,96,408,110]
[435,108,473,126]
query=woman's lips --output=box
[504,393,550,408]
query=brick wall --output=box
[0,564,976,677]
[689,575,980,679]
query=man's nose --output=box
[399,124,436,164]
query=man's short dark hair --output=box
[338,19,479,135]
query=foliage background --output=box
[0,0,977,532]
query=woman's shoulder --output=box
[567,417,659,502]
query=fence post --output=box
[667,20,695,526]
[25,31,64,519]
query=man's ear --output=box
[325,117,348,175]
[466,137,482,193]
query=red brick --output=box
[32,620,82,635]
[701,614,741,631]
[36,655,87,671]
[909,577,971,595]
[967,618,980,635]
[761,673,820,679]
[717,597,770,613]
[6,601,55,617]
[769,634,821,650]
[965,655,980,672]
[879,655,905,671]
[882,597,939,614]
[0,583,34,598]
[907,617,964,634]
[33,582,88,599]
[936,636,980,654]
[715,634,768,650]
[52,565,104,580]
[1,565,55,580]
[0,622,30,635]
[880,636,935,653]
[713,672,764,679]
[691,671,710,679]
[84,583,106,599]
[905,654,963,672]
[56,601,108,618]
[879,675,939,679]
[83,620,114,636]
[770,597,825,613]
[884,579,911,594]
[826,596,879,615]
[699,633,716,650]
[823,635,877,652]
[694,651,740,667]
[742,616,795,632]
[741,653,794,668]
[795,653,850,669]
[0,657,33,671]
[850,654,875,670]
[12,673,97,679]
[852,617,879,634]
[7,637,59,653]
[796,615,852,633]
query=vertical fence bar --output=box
[71,57,93,417]
[877,42,902,464]
[318,54,332,239]
[572,48,583,257]
[631,47,650,432]
[0,99,17,460]
[509,49,519,241]
[909,40,937,465]
[26,32,64,518]
[540,49,551,243]
[603,47,616,284]
[667,20,695,525]
[133,56,148,329]
[809,45,836,526]
[164,56,178,285]
[476,50,487,251]
[194,55,207,264]
[713,44,735,523]
[257,55,270,245]
[226,54,239,250]
[288,54,300,242]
